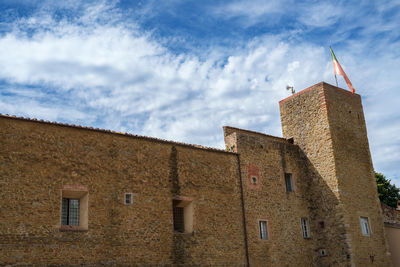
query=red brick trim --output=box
[319,87,329,111]
[246,164,262,190]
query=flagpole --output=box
[330,46,338,87]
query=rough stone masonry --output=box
[0,82,393,266]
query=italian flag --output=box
[330,47,355,94]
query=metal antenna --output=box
[286,85,295,95]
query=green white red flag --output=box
[330,47,355,94]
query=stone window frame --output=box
[360,216,371,237]
[60,185,89,232]
[319,249,327,257]
[125,193,133,205]
[172,196,194,234]
[258,217,270,241]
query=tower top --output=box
[279,81,359,106]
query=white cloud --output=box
[211,0,344,28]
[0,7,328,144]
[210,0,291,27]
[0,0,399,185]
[213,0,285,18]
[298,2,343,27]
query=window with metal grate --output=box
[301,218,310,238]
[62,198,80,226]
[173,200,185,232]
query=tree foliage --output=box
[376,172,400,208]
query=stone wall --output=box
[223,127,316,266]
[280,83,350,266]
[382,203,400,266]
[382,203,400,227]
[0,115,247,266]
[279,82,392,266]
[325,85,391,266]
[0,81,393,266]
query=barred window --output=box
[173,200,185,232]
[285,173,294,192]
[259,220,268,240]
[301,218,310,238]
[172,198,193,233]
[62,198,80,226]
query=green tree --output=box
[376,172,400,208]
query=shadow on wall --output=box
[299,147,351,266]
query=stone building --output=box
[0,82,394,266]
[382,202,400,266]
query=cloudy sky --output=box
[0,0,399,185]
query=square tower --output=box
[279,82,391,266]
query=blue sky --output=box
[0,0,399,185]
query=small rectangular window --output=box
[259,220,268,240]
[173,200,185,232]
[125,193,132,205]
[301,218,310,238]
[172,198,193,233]
[62,198,80,226]
[285,173,294,192]
[61,185,89,231]
[360,217,370,236]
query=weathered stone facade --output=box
[381,203,400,266]
[280,82,392,266]
[223,127,317,266]
[0,82,393,266]
[0,118,247,266]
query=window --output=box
[360,217,370,236]
[285,173,294,192]
[125,193,132,205]
[60,185,88,231]
[319,249,327,257]
[246,164,261,190]
[62,198,80,226]
[173,198,193,233]
[259,220,268,240]
[301,218,310,238]
[173,200,184,232]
